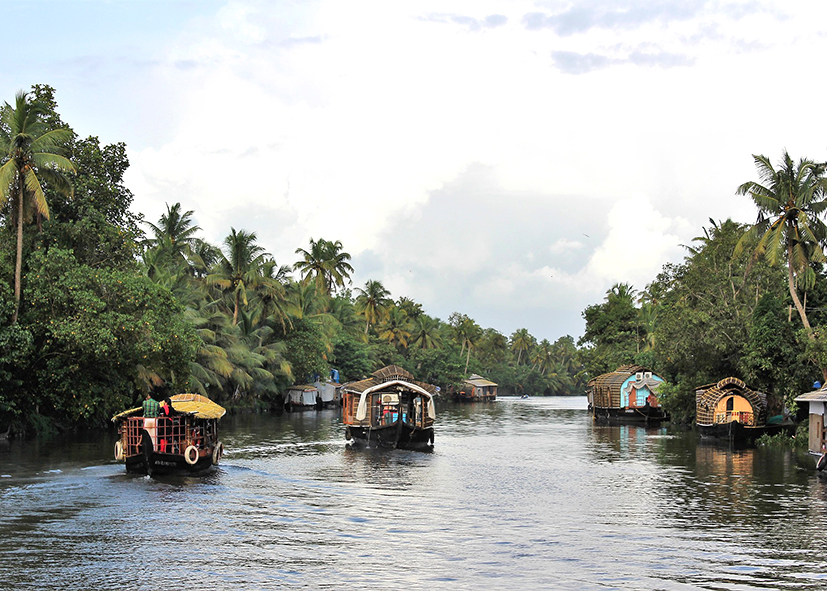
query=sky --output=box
[4,0,827,342]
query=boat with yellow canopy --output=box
[112,393,226,475]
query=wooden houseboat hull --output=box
[698,421,793,442]
[345,423,434,450]
[124,448,219,475]
[592,405,668,423]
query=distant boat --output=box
[696,377,792,442]
[111,393,225,476]
[454,374,498,403]
[342,365,436,450]
[587,365,668,423]
[284,384,322,411]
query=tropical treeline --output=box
[579,153,827,423]
[0,86,585,435]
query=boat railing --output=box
[121,416,198,457]
[714,411,754,425]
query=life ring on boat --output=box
[212,442,224,465]
[184,445,199,465]
[817,453,827,471]
[114,440,124,461]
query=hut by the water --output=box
[794,385,827,465]
[455,374,497,402]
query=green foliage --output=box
[281,318,329,383]
[21,247,198,427]
[579,283,641,378]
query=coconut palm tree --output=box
[143,202,201,262]
[294,238,354,295]
[355,279,391,334]
[0,90,75,322]
[410,315,442,350]
[206,228,271,325]
[510,328,534,365]
[378,306,412,350]
[735,151,827,331]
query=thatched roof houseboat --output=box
[455,374,497,402]
[587,364,667,423]
[342,365,436,450]
[695,377,788,442]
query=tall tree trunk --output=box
[788,248,812,331]
[12,184,24,324]
[465,345,471,374]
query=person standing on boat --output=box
[143,393,160,418]
[142,393,160,453]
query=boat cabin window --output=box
[726,397,734,411]
[636,372,643,381]
[644,372,652,379]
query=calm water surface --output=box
[2,397,827,590]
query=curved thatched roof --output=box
[343,365,437,395]
[695,377,766,426]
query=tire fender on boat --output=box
[345,426,352,440]
[212,442,223,465]
[817,453,827,471]
[114,440,124,461]
[185,445,199,465]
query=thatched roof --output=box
[343,364,437,395]
[464,374,497,387]
[695,377,766,426]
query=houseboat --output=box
[587,364,667,423]
[794,385,827,469]
[112,393,225,476]
[342,365,436,450]
[313,379,342,408]
[284,384,321,411]
[695,377,788,442]
[455,374,498,402]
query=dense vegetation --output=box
[0,86,586,436]
[2,85,825,436]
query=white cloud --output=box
[585,195,691,290]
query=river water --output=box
[1,396,827,591]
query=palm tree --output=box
[206,228,271,325]
[294,238,354,295]
[355,279,392,334]
[510,328,534,365]
[0,91,75,322]
[378,306,412,350]
[410,315,442,350]
[735,151,827,331]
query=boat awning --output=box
[111,393,226,421]
[355,379,436,421]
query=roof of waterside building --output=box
[343,364,437,395]
[464,374,497,387]
[795,386,827,402]
[695,377,767,425]
[287,384,319,392]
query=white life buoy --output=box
[114,440,124,461]
[184,445,199,465]
[212,442,223,465]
